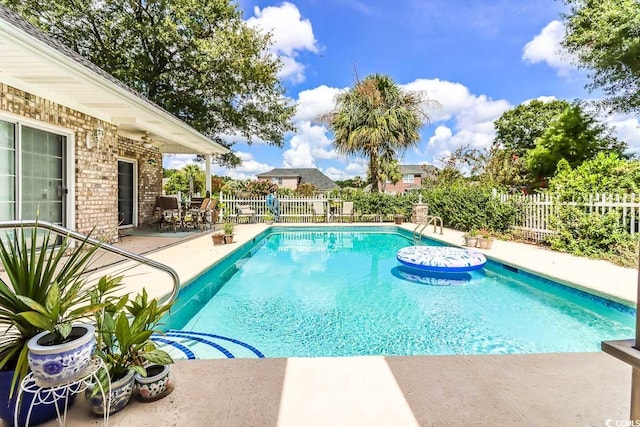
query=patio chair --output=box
[236,205,256,223]
[337,201,354,223]
[159,196,181,231]
[189,197,210,231]
[312,201,326,223]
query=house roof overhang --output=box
[0,12,228,156]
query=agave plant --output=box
[0,222,111,397]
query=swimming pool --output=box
[159,227,635,359]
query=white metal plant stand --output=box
[15,357,111,426]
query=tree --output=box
[375,158,402,192]
[548,153,640,199]
[3,0,295,166]
[526,103,626,180]
[562,0,640,114]
[295,183,317,197]
[493,99,571,154]
[163,165,205,197]
[481,147,528,190]
[434,145,484,185]
[351,176,365,188]
[323,74,431,192]
[335,179,355,188]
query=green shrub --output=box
[547,206,639,266]
[422,181,518,232]
[346,191,416,217]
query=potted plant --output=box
[477,229,494,249]
[0,222,115,424]
[211,231,225,245]
[394,207,405,225]
[223,222,234,244]
[463,229,479,247]
[264,211,274,225]
[86,288,174,414]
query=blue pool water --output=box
[161,227,635,359]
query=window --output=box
[402,174,414,184]
[0,119,67,224]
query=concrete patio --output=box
[39,222,638,425]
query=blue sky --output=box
[164,0,640,180]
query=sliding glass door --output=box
[0,119,66,225]
[0,121,15,220]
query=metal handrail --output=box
[0,220,181,306]
[425,215,444,235]
[412,215,444,244]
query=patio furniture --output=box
[312,201,326,223]
[189,198,210,231]
[155,196,181,231]
[336,201,354,223]
[236,205,256,224]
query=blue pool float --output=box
[396,246,487,273]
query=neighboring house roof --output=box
[0,6,228,155]
[400,164,438,176]
[257,168,339,191]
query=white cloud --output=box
[323,167,350,181]
[531,95,558,104]
[278,56,306,84]
[162,154,200,170]
[282,121,339,168]
[213,151,273,180]
[294,85,345,123]
[403,79,476,122]
[247,2,319,83]
[607,114,640,154]
[401,79,511,162]
[345,158,368,175]
[522,20,576,75]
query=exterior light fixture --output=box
[93,126,105,147]
[141,132,153,149]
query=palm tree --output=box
[323,74,432,192]
[377,157,402,193]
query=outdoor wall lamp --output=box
[86,126,105,149]
[93,126,105,146]
[142,132,153,149]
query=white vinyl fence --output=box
[218,194,334,223]
[498,192,640,242]
[217,193,393,224]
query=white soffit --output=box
[0,17,228,155]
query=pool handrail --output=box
[0,220,180,307]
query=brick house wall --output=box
[382,175,422,194]
[0,83,162,239]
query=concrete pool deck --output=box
[45,222,638,425]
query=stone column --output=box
[412,203,429,223]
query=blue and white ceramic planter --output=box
[27,324,96,387]
[134,365,173,402]
[85,369,135,415]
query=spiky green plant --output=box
[0,222,114,397]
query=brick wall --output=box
[0,83,162,239]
